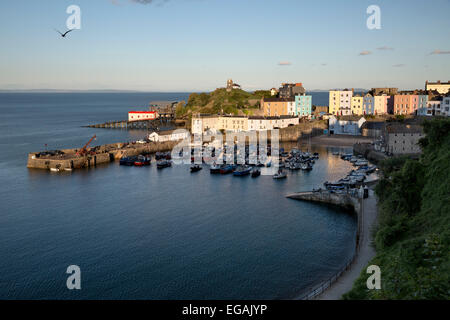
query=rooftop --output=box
[386,124,423,134]
[263,97,295,102]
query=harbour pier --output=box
[27,140,180,171]
[84,112,176,130]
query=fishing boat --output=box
[120,156,137,166]
[354,160,368,166]
[233,165,252,176]
[134,155,151,166]
[220,164,235,174]
[156,160,172,169]
[251,168,261,177]
[210,163,221,173]
[190,164,202,172]
[273,169,287,179]
[332,151,340,156]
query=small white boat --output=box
[64,168,73,172]
[273,170,287,179]
[50,167,61,172]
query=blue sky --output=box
[0,0,449,91]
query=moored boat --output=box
[273,169,287,179]
[156,160,172,169]
[120,156,137,166]
[220,164,236,174]
[190,164,202,172]
[233,165,252,176]
[134,155,151,166]
[210,163,221,173]
[251,168,261,177]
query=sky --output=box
[0,0,449,91]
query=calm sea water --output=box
[0,92,356,299]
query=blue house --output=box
[295,94,312,117]
[363,93,374,115]
[417,95,428,115]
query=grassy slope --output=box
[176,88,271,118]
[343,118,450,300]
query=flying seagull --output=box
[54,28,73,38]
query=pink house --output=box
[393,94,419,115]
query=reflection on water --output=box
[0,93,357,299]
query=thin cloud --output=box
[377,46,394,50]
[429,49,450,55]
[278,61,292,66]
[392,64,405,67]
[130,0,155,4]
[359,50,372,56]
[321,63,327,66]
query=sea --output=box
[0,91,357,299]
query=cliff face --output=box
[344,118,450,300]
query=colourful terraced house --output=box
[295,94,312,117]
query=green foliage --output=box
[175,101,186,118]
[183,88,264,117]
[344,118,450,300]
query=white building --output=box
[441,97,450,116]
[339,90,353,116]
[148,130,189,142]
[421,100,441,116]
[192,115,299,134]
[328,115,366,135]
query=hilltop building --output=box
[278,83,306,99]
[425,80,450,95]
[226,79,241,92]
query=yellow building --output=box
[262,98,289,116]
[425,80,450,94]
[329,91,340,115]
[351,95,364,115]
